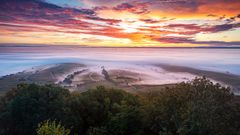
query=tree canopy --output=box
[0,77,239,135]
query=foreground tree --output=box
[37,120,70,135]
[65,86,142,135]
[142,77,240,135]
[0,77,239,135]
[0,84,70,135]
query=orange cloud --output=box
[0,0,240,47]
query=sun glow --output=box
[0,0,239,47]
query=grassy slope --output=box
[0,63,85,95]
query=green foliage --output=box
[106,102,142,135]
[65,86,141,134]
[37,120,70,135]
[0,77,239,135]
[0,84,70,135]
[142,77,240,135]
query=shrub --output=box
[37,120,70,135]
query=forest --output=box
[0,77,239,135]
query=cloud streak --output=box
[113,2,150,14]
[0,0,239,46]
[154,37,240,46]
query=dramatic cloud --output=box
[164,23,240,34]
[113,2,150,14]
[0,0,239,46]
[0,0,122,37]
[140,19,163,24]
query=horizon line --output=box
[0,43,240,49]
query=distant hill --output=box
[0,63,240,95]
[0,63,85,95]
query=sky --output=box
[0,0,240,47]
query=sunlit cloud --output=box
[0,0,239,47]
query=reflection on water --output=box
[0,45,240,76]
